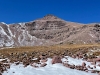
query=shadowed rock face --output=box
[0,15,100,47]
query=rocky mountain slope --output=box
[0,14,100,47]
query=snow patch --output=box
[7,25,14,37]
[0,26,7,35]
[5,41,14,46]
[18,23,25,26]
[2,57,100,75]
[89,34,94,38]
[3,58,97,75]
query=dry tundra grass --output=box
[0,44,100,58]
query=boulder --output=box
[40,55,47,63]
[40,63,47,67]
[52,56,62,64]
[94,58,100,62]
[98,72,100,75]
[82,62,86,67]
[98,64,100,67]
[39,55,47,60]
[91,70,96,73]
[87,59,93,62]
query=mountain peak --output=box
[42,14,59,20]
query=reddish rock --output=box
[63,63,69,67]
[91,61,96,65]
[87,65,91,68]
[40,55,47,63]
[91,70,96,73]
[83,67,88,71]
[39,55,47,60]
[31,64,38,68]
[87,59,93,62]
[40,63,47,67]
[79,55,83,58]
[72,55,76,59]
[98,64,100,67]
[41,59,47,63]
[98,72,100,75]
[69,65,75,69]
[82,62,86,67]
[94,66,96,68]
[87,65,93,69]
[94,58,100,62]
[85,70,88,72]
[52,56,62,64]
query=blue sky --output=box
[0,0,100,24]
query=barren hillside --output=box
[0,14,100,47]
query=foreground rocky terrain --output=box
[0,44,100,75]
[0,14,100,47]
[1,56,100,75]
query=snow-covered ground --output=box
[2,57,99,75]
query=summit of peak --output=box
[44,14,56,17]
[41,14,60,20]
